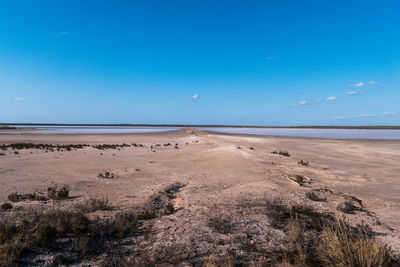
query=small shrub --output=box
[0,203,12,212]
[265,197,334,230]
[135,208,156,221]
[298,160,309,166]
[47,186,69,200]
[208,215,234,234]
[107,211,140,239]
[305,191,323,201]
[0,240,25,266]
[265,198,291,229]
[153,245,185,265]
[97,172,115,179]
[0,221,18,244]
[75,197,112,213]
[164,203,174,215]
[162,182,185,199]
[272,150,291,157]
[33,210,89,240]
[7,192,47,202]
[337,201,359,214]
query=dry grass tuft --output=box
[205,250,237,267]
[75,197,113,213]
[208,214,234,234]
[318,221,396,266]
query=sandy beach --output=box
[1,129,399,265]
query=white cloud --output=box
[292,100,308,106]
[316,97,323,102]
[346,91,358,95]
[13,97,25,101]
[326,96,337,101]
[192,94,199,99]
[368,81,379,85]
[266,56,274,60]
[349,82,364,87]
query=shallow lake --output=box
[2,125,400,140]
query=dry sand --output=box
[0,128,399,265]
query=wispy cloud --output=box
[266,56,274,60]
[293,96,337,107]
[346,91,358,95]
[13,97,25,102]
[192,94,199,99]
[54,31,69,37]
[349,82,364,87]
[292,100,308,106]
[332,114,375,120]
[368,81,379,85]
[382,111,397,115]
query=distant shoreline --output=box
[1,123,400,130]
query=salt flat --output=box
[1,128,399,265]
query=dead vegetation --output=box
[318,221,395,266]
[305,191,325,201]
[263,197,398,266]
[74,197,112,213]
[47,186,70,200]
[8,192,47,202]
[298,160,309,166]
[7,186,69,203]
[97,171,115,179]
[0,182,187,266]
[0,143,89,152]
[208,214,234,234]
[337,200,361,214]
[1,183,398,266]
[272,150,291,157]
[0,203,12,212]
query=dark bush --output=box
[272,150,291,157]
[208,215,234,234]
[0,203,13,212]
[47,186,69,200]
[337,201,359,214]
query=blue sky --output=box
[0,0,399,125]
